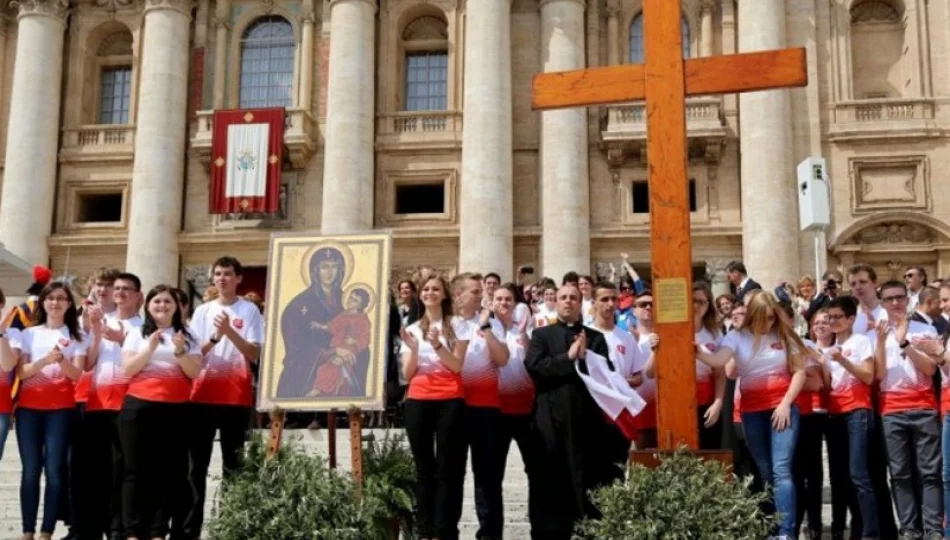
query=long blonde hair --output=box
[739,292,806,373]
[419,276,457,346]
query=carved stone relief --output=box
[850,0,901,24]
[183,265,212,294]
[854,222,937,245]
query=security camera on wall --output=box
[798,157,831,232]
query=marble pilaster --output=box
[125,0,193,289]
[458,0,513,277]
[540,0,589,278]
[320,0,376,234]
[211,0,230,109]
[737,0,796,286]
[0,0,67,267]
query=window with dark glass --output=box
[632,180,697,214]
[99,67,132,124]
[630,14,690,63]
[395,183,445,214]
[77,193,123,223]
[404,52,448,111]
[239,16,295,109]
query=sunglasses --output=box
[636,302,653,309]
[882,294,908,303]
[905,273,917,279]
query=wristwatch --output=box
[899,340,910,349]
[480,323,492,331]
[209,336,221,344]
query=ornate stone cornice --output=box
[95,0,135,13]
[11,0,68,22]
[144,0,194,16]
[605,0,620,18]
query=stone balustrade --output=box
[828,97,940,141]
[60,124,136,162]
[375,110,463,151]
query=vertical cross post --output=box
[643,0,698,450]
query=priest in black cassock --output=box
[524,285,630,540]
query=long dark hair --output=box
[693,281,720,338]
[141,285,194,346]
[33,282,82,341]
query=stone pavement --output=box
[0,428,848,539]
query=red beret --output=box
[32,265,52,286]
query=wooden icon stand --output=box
[266,406,365,492]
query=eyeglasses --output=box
[882,294,908,303]
[826,314,845,321]
[693,299,709,306]
[905,273,917,279]
[635,302,653,309]
[45,296,69,303]
[620,286,633,291]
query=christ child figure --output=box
[308,287,372,397]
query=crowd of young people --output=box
[0,257,263,540]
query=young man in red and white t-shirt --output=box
[870,280,942,539]
[631,290,658,449]
[822,296,880,539]
[83,272,143,540]
[450,273,508,540]
[175,257,264,540]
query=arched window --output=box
[402,16,449,111]
[850,0,903,98]
[239,16,295,109]
[97,31,133,124]
[629,13,690,63]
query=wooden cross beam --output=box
[532,0,808,451]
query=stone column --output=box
[539,0,589,278]
[298,1,316,111]
[737,0,796,286]
[125,0,193,289]
[0,0,67,267]
[706,259,732,299]
[459,0,513,277]
[606,0,620,65]
[700,0,714,57]
[211,0,230,109]
[320,0,376,234]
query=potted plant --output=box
[206,435,386,540]
[575,448,775,539]
[362,433,418,540]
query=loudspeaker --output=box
[797,157,831,232]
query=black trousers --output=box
[466,406,504,539]
[59,403,84,529]
[794,412,826,537]
[497,413,537,539]
[78,410,123,540]
[697,402,722,450]
[404,398,466,540]
[172,403,250,540]
[118,396,188,540]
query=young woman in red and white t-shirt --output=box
[691,282,725,449]
[1,282,88,540]
[696,291,808,538]
[399,276,469,540]
[119,285,202,540]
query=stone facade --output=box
[0,0,946,297]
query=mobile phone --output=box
[520,265,535,275]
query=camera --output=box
[826,279,838,290]
[519,265,535,275]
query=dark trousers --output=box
[697,402,721,450]
[173,403,250,539]
[404,398,466,540]
[498,414,537,540]
[827,409,879,538]
[17,407,72,534]
[826,414,861,538]
[794,412,826,537]
[118,396,188,539]
[882,409,943,537]
[79,410,123,539]
[467,406,503,539]
[60,403,84,529]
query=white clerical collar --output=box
[916,310,933,325]
[739,277,750,289]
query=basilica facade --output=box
[0,0,945,299]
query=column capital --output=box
[11,0,68,23]
[329,0,376,9]
[144,0,194,17]
[700,0,717,13]
[539,0,585,9]
[605,0,620,17]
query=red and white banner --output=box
[209,108,284,214]
[577,350,647,441]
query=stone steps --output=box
[0,427,861,539]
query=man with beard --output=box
[524,285,628,540]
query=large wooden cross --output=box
[533,0,808,451]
